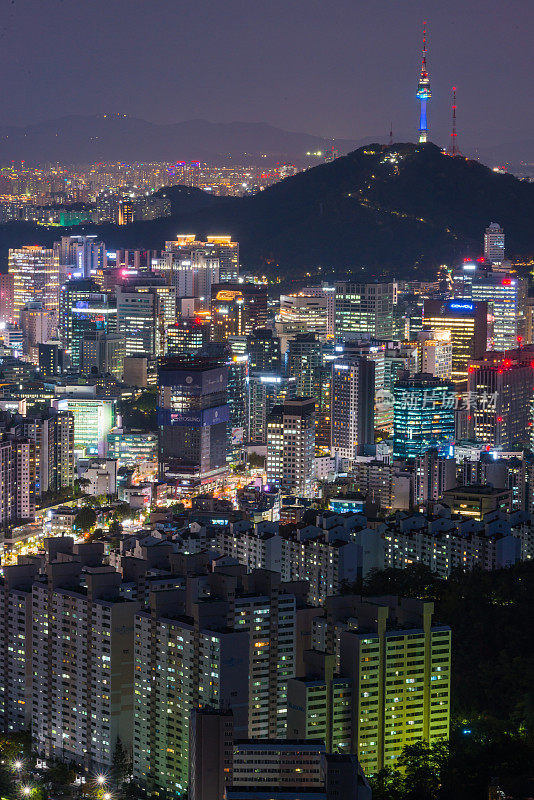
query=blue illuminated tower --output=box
[416,23,431,143]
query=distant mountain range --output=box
[1,142,534,279]
[0,115,361,165]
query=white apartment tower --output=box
[266,398,315,498]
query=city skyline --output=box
[0,0,531,161]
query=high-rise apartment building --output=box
[287,596,451,776]
[0,564,36,732]
[423,299,488,385]
[414,449,457,506]
[14,409,74,497]
[0,273,14,324]
[205,235,240,281]
[133,568,300,796]
[157,354,229,489]
[330,356,375,462]
[266,398,315,498]
[32,560,140,771]
[393,374,455,459]
[8,246,59,322]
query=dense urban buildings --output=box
[0,208,532,798]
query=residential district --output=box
[0,221,531,799]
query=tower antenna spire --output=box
[389,122,393,147]
[416,21,431,143]
[448,86,460,156]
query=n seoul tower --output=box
[416,22,431,143]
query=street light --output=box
[22,787,32,796]
[96,776,106,786]
[14,761,22,771]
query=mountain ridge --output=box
[1,143,533,278]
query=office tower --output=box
[247,329,293,444]
[162,237,220,308]
[333,282,398,339]
[116,286,161,357]
[157,354,229,489]
[267,398,315,498]
[59,280,117,369]
[416,329,452,379]
[211,283,268,340]
[14,409,74,497]
[393,374,455,459]
[0,272,14,324]
[38,341,64,377]
[32,563,140,770]
[340,338,392,433]
[484,223,505,264]
[330,355,375,462]
[81,331,125,378]
[423,299,488,385]
[278,290,329,336]
[129,276,177,325]
[20,302,56,363]
[8,246,59,322]
[226,345,249,462]
[287,596,450,776]
[467,352,533,449]
[54,234,107,279]
[286,334,323,400]
[118,198,134,225]
[453,261,526,350]
[52,395,116,457]
[106,429,158,466]
[206,235,240,281]
[0,564,36,732]
[189,708,234,800]
[123,355,148,387]
[166,318,211,356]
[247,327,281,373]
[414,449,457,506]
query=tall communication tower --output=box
[447,86,460,156]
[416,22,432,143]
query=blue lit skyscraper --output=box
[393,373,455,459]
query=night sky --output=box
[0,0,532,152]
